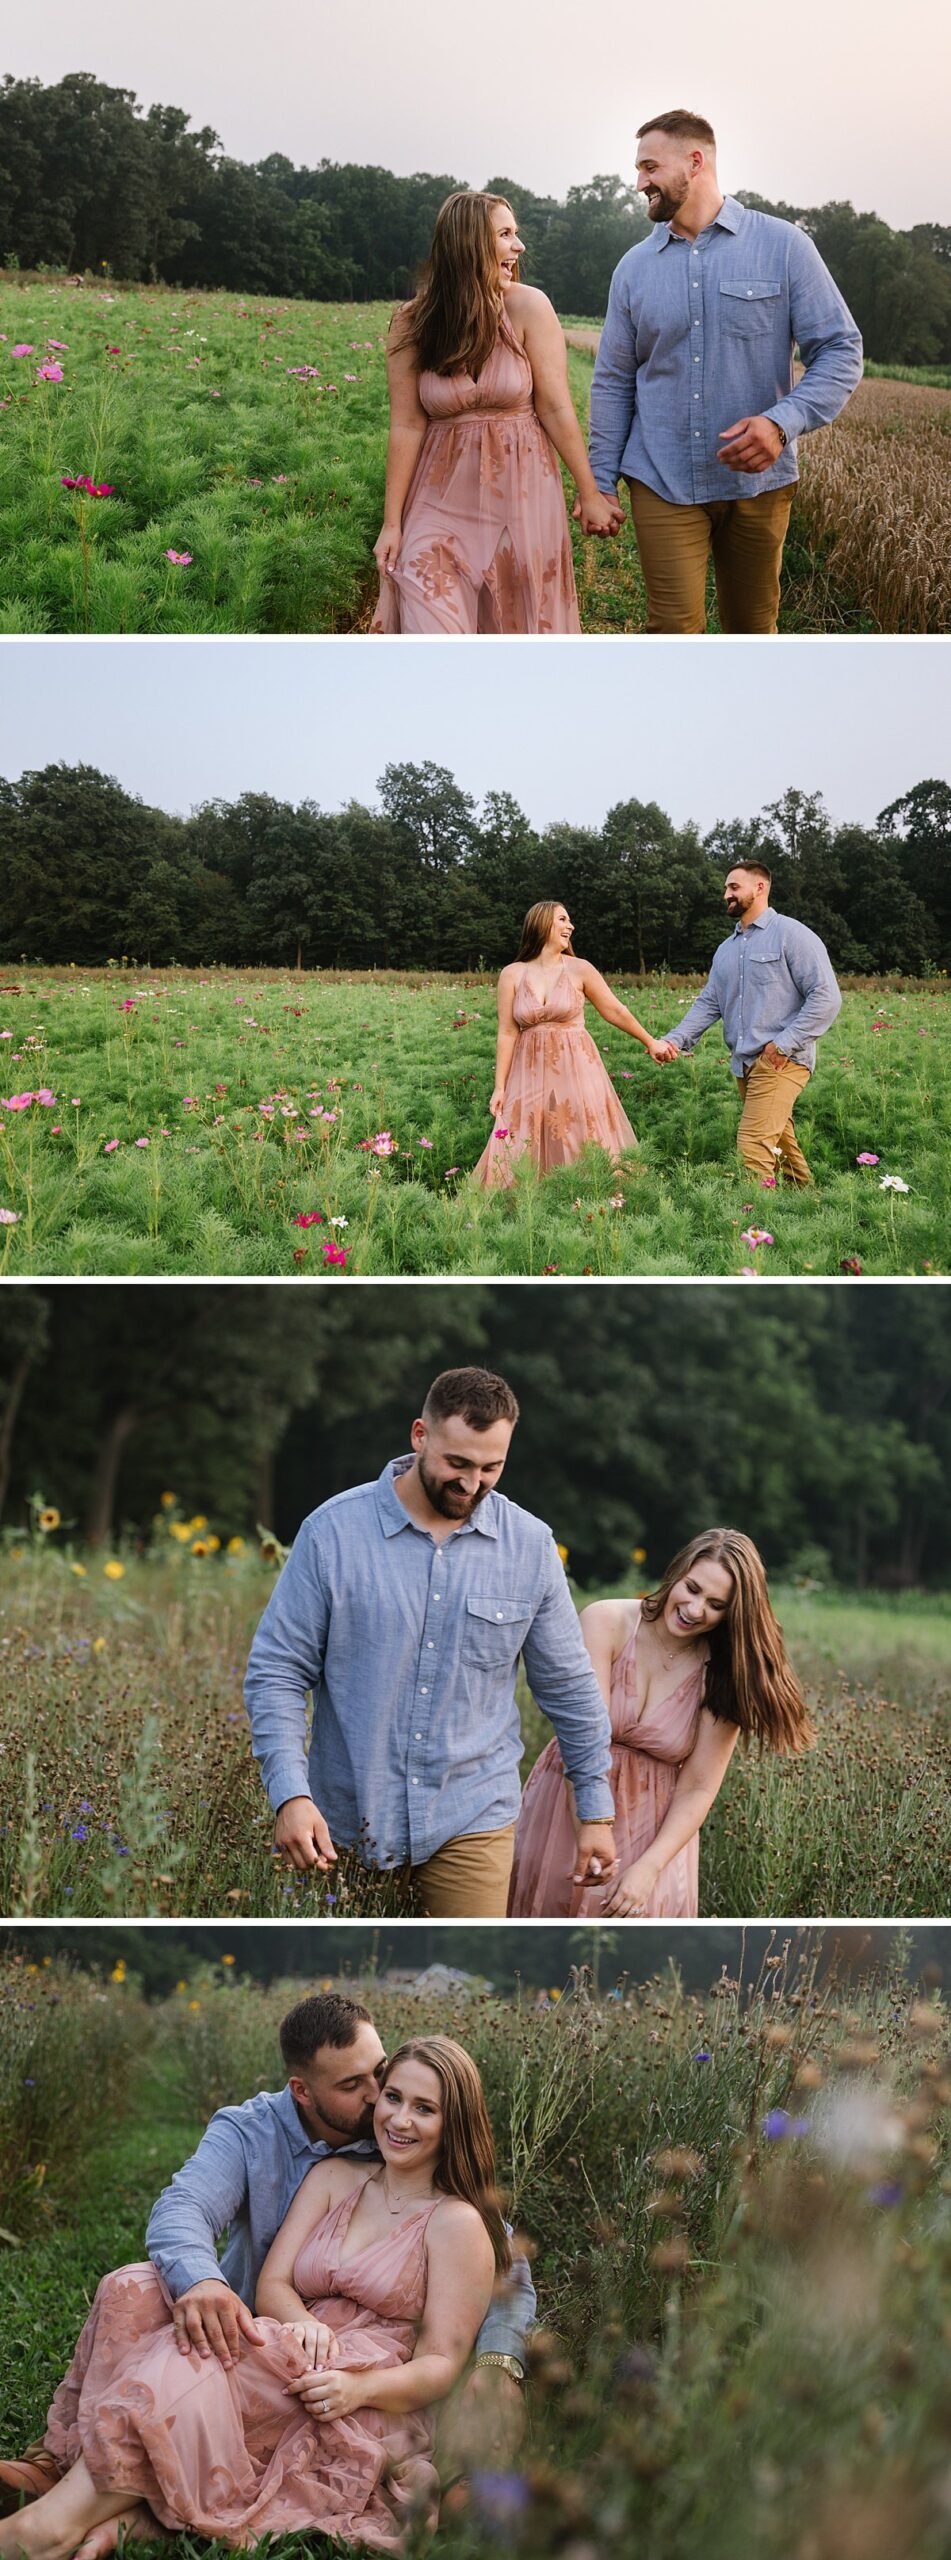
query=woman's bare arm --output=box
[375,318,429,574]
[514,288,621,535]
[602,1709,740,1916]
[576,959,670,1058]
[490,967,520,1117]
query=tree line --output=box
[1,1923,941,1999]
[2,74,951,365]
[2,761,949,976]
[4,1288,949,1588]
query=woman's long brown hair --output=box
[381,2037,511,2272]
[394,191,517,380]
[641,1528,814,1755]
[516,900,574,963]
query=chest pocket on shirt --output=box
[719,281,783,337]
[465,1594,534,1667]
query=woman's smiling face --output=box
[663,1555,734,1640]
[491,201,525,289]
[374,2056,444,2172]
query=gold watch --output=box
[475,2351,525,2384]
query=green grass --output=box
[0,967,947,1276]
[864,360,951,389]
[7,1947,951,2560]
[0,280,891,634]
[1,1543,949,1918]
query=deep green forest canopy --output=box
[3,73,951,363]
[2,761,949,973]
[2,1287,948,1587]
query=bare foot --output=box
[75,2511,160,2560]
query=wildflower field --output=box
[1,1536,949,1918]
[0,967,947,1277]
[2,278,947,634]
[5,1939,951,2560]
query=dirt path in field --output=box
[564,326,602,356]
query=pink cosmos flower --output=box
[293,1211,323,1228]
[104,1139,120,1153]
[856,1153,880,1166]
[36,363,64,382]
[11,344,34,359]
[134,1136,150,1148]
[739,1228,774,1250]
[3,1093,34,1111]
[165,550,193,565]
[47,340,68,351]
[493,1127,510,1142]
[0,1207,19,1225]
[419,1137,434,1148]
[322,1239,348,1269]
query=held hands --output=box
[572,1819,619,1888]
[285,2319,341,2368]
[601,1854,659,1917]
[373,520,403,576]
[274,1795,338,1874]
[648,1038,679,1065]
[290,2363,365,2423]
[717,415,785,474]
[572,490,623,538]
[172,2279,264,2367]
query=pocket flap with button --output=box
[466,1595,533,1626]
[719,281,781,301]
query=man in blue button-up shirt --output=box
[588,108,862,632]
[244,1367,616,1916]
[657,861,842,1183]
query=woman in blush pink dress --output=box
[371,192,620,633]
[509,1528,813,1919]
[4,2042,505,2560]
[473,899,668,1188]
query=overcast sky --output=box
[6,0,950,229]
[1,640,945,833]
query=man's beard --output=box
[645,175,690,224]
[299,2091,378,2142]
[417,1451,490,1521]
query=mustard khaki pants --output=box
[737,1056,813,1185]
[627,480,795,633]
[412,1823,516,1918]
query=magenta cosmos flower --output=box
[165,549,193,566]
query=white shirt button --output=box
[411,1777,419,1785]
[414,1732,422,1740]
[433,1593,441,1600]
[427,1641,434,1648]
[420,1686,428,1694]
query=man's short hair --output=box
[636,110,717,150]
[423,1367,520,1431]
[728,860,772,885]
[279,1991,373,2072]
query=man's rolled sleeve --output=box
[780,942,843,1058]
[663,967,726,1055]
[588,269,639,492]
[147,2114,251,2301]
[476,2245,537,2363]
[521,1547,613,1821]
[243,1522,330,1811]
[765,233,863,442]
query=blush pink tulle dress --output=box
[508,1605,706,1918]
[43,2179,443,2552]
[371,325,581,634]
[473,963,639,1187]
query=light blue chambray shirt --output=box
[243,1458,614,1865]
[589,197,863,504]
[146,2083,535,2359]
[664,908,842,1075]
